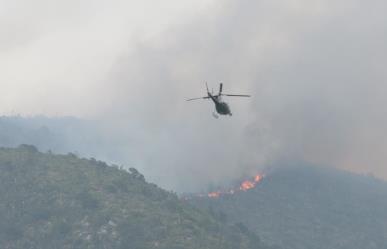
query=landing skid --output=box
[212,112,219,119]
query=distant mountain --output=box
[0,145,273,249]
[0,116,91,152]
[0,116,136,165]
[190,166,387,249]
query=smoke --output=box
[1,0,387,191]
[101,0,387,191]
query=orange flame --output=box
[254,175,262,182]
[240,180,255,191]
[203,174,264,198]
[208,192,221,198]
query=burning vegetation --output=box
[191,174,264,199]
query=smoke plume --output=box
[1,0,387,191]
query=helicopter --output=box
[187,83,250,118]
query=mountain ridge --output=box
[190,165,387,249]
[0,145,272,249]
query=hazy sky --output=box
[1,0,387,191]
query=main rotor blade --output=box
[186,96,210,101]
[222,94,251,97]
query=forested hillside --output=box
[0,145,272,249]
[191,166,387,249]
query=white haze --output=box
[1,0,387,191]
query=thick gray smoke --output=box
[1,0,387,191]
[99,0,387,191]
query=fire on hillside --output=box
[184,174,264,200]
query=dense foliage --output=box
[191,166,387,249]
[0,145,272,249]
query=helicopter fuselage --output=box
[208,93,232,116]
[186,83,250,117]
